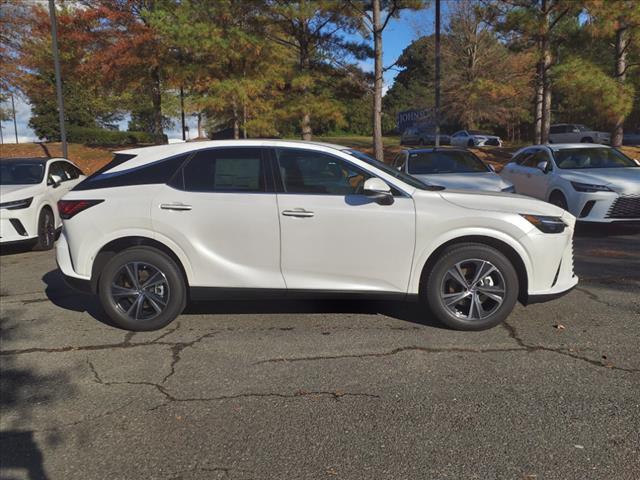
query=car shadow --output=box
[574,221,640,237]
[42,269,444,330]
[0,241,37,256]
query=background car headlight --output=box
[501,185,515,193]
[0,197,33,210]
[520,214,566,233]
[571,181,612,193]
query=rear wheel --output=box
[467,139,475,147]
[423,244,519,331]
[549,191,568,211]
[33,207,55,251]
[98,247,186,331]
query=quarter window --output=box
[276,148,370,195]
[182,148,265,193]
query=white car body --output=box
[393,148,514,192]
[1,157,85,245]
[56,140,577,330]
[549,124,610,145]
[499,144,640,223]
[450,130,502,148]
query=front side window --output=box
[48,161,68,183]
[407,151,488,175]
[553,148,638,169]
[0,161,45,185]
[276,148,369,195]
[182,148,265,192]
[61,162,82,180]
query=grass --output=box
[1,138,638,175]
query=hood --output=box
[413,172,511,192]
[0,184,42,202]
[558,167,640,194]
[439,189,565,217]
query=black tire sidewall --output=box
[424,244,519,331]
[550,192,568,210]
[98,247,186,331]
[34,208,55,251]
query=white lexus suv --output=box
[56,140,577,331]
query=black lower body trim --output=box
[525,285,576,305]
[189,287,413,302]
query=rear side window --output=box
[175,148,266,193]
[73,153,189,191]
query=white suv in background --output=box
[1,157,85,249]
[549,124,610,145]
[57,140,577,332]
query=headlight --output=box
[501,185,515,193]
[571,181,612,192]
[521,214,566,233]
[0,197,33,210]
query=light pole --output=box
[434,0,441,148]
[49,0,67,157]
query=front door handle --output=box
[160,203,192,211]
[282,209,314,218]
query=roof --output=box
[401,147,471,153]
[544,143,612,151]
[0,156,65,163]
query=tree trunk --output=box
[541,38,552,144]
[197,112,203,138]
[612,25,628,147]
[232,97,240,140]
[150,66,164,144]
[372,0,384,161]
[243,100,248,139]
[534,57,543,144]
[301,112,312,141]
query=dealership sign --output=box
[397,109,434,132]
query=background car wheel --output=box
[98,247,186,331]
[549,191,568,211]
[33,207,55,251]
[467,139,474,147]
[423,243,519,331]
[580,137,593,143]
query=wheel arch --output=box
[417,235,530,305]
[90,236,191,294]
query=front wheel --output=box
[423,244,519,331]
[98,247,186,331]
[33,207,56,251]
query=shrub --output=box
[66,126,156,146]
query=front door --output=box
[273,148,416,293]
[152,147,284,289]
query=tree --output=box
[584,0,640,146]
[348,0,424,160]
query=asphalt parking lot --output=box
[1,224,639,480]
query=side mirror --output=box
[634,158,640,166]
[49,174,62,187]
[536,161,548,173]
[488,164,496,172]
[363,177,394,205]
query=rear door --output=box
[151,147,284,289]
[273,147,415,293]
[501,149,535,193]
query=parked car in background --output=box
[393,148,514,192]
[499,144,640,223]
[1,157,85,250]
[401,127,451,146]
[549,124,610,145]
[57,140,577,332]
[450,130,502,147]
[622,128,640,145]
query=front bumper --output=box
[0,208,37,243]
[573,191,640,223]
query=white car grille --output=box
[606,195,640,219]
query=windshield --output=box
[342,149,443,190]
[0,161,45,185]
[575,125,589,132]
[407,151,489,175]
[553,148,638,169]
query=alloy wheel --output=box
[440,258,506,320]
[110,262,170,321]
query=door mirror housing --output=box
[48,174,62,187]
[536,161,549,173]
[487,164,496,172]
[363,177,394,205]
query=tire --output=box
[549,191,568,211]
[98,247,186,331]
[423,243,519,331]
[581,137,593,143]
[467,139,475,147]
[33,207,56,251]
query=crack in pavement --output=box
[502,321,639,374]
[87,359,379,409]
[575,286,638,312]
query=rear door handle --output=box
[160,203,192,211]
[282,209,314,218]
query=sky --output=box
[0,3,444,144]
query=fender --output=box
[408,226,533,295]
